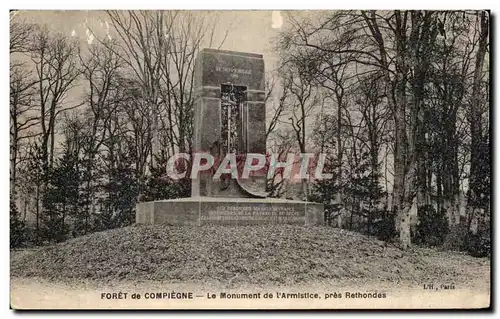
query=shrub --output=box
[10,199,26,249]
[413,205,449,247]
[324,203,341,226]
[442,224,469,251]
[443,223,491,258]
[371,213,397,242]
[464,231,490,258]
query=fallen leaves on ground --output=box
[10,225,490,286]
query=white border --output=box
[1,1,497,10]
[2,1,497,318]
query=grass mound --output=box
[10,225,475,285]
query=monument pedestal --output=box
[136,197,324,226]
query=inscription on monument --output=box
[198,49,265,90]
[200,204,305,224]
[216,66,252,75]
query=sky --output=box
[13,10,282,71]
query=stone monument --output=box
[136,48,324,226]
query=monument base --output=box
[136,196,324,226]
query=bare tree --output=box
[266,72,289,139]
[116,76,153,190]
[77,40,123,234]
[279,63,319,199]
[29,27,80,171]
[10,65,39,197]
[104,10,176,169]
[157,12,225,155]
[10,19,38,198]
[24,26,81,232]
[102,11,228,176]
[277,10,478,248]
[10,19,34,53]
[266,129,297,198]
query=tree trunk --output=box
[150,97,159,168]
[35,182,40,244]
[468,11,488,212]
[337,93,343,209]
[361,10,410,247]
[10,129,17,197]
